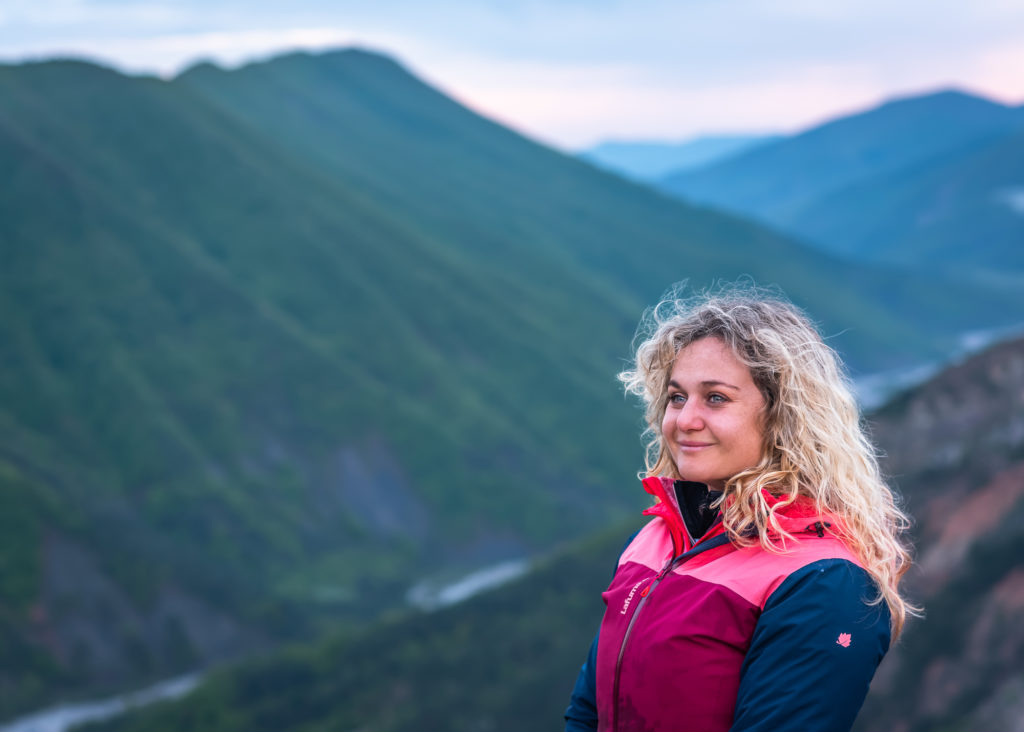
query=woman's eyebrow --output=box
[701,380,740,390]
[667,379,740,390]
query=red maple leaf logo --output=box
[836,633,852,648]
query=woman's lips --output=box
[678,442,713,448]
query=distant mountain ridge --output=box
[658,89,1024,275]
[579,134,781,181]
[791,124,1024,272]
[3,49,1024,720]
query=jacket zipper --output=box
[609,532,732,731]
[610,555,672,729]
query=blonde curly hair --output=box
[619,283,917,638]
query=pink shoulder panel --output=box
[617,518,674,572]
[678,536,860,608]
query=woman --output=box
[565,288,915,732]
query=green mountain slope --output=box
[86,336,1024,732]
[3,49,1024,718]
[660,89,1024,229]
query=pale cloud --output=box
[94,27,394,76]
[0,25,425,77]
[1,1,1021,146]
[1,0,186,27]
[443,60,885,148]
[969,39,1024,101]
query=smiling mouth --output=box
[678,442,713,448]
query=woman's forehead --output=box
[671,338,753,380]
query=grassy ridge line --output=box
[84,518,645,732]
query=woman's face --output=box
[661,337,766,490]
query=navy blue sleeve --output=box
[564,631,599,731]
[730,558,891,732]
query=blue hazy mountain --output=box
[659,89,1024,275]
[782,123,1024,274]
[580,134,781,181]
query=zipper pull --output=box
[655,555,677,581]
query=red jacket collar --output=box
[640,476,840,555]
[641,476,727,555]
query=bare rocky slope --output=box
[856,336,1024,731]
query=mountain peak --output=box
[176,59,224,78]
[176,45,411,84]
[870,86,1014,116]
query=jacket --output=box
[565,477,890,732]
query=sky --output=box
[3,0,1024,150]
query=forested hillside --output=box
[2,48,1022,720]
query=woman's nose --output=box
[676,402,704,431]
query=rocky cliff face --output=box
[870,337,1024,479]
[857,336,1024,731]
[31,532,258,682]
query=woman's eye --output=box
[708,393,728,404]
[669,393,686,405]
